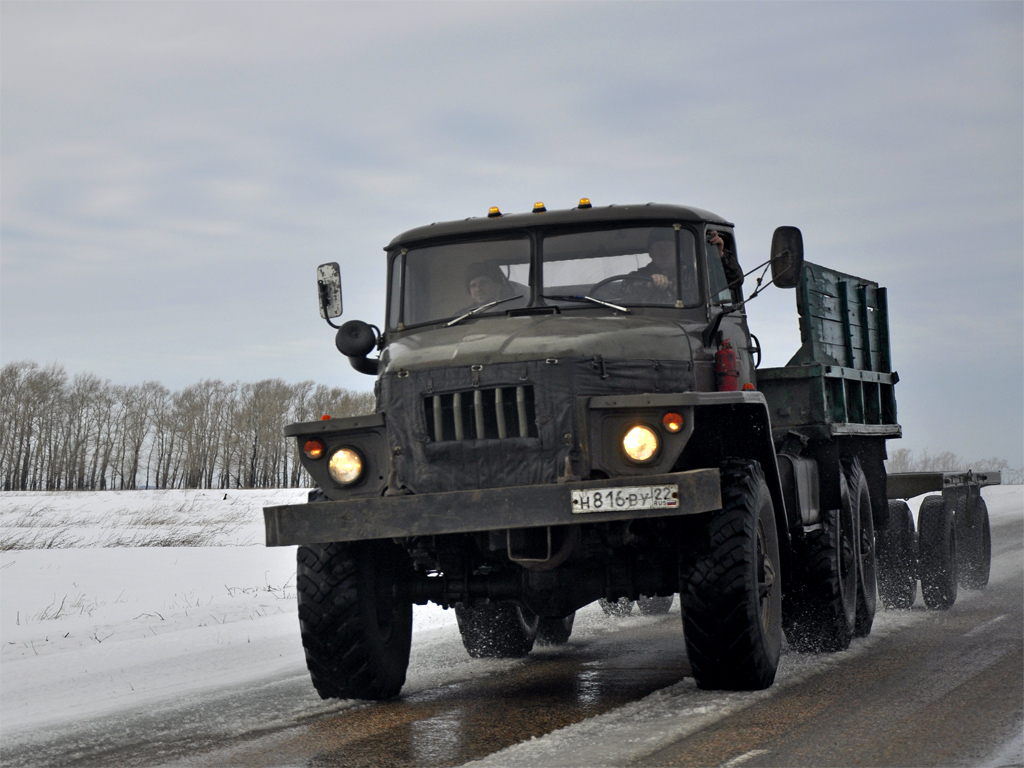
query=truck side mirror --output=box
[317,262,343,319]
[770,227,804,289]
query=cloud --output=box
[2,1,1021,464]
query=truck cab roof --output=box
[386,202,734,249]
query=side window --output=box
[388,252,403,328]
[706,229,741,303]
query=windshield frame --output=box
[386,222,708,331]
[538,223,701,311]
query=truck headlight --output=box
[328,447,364,485]
[622,425,659,463]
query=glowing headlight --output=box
[328,447,364,485]
[622,425,659,463]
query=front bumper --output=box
[264,468,721,546]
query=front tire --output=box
[679,459,782,690]
[296,541,413,701]
[455,602,539,658]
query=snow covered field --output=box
[0,488,461,738]
[2,486,1021,766]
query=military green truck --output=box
[264,201,996,700]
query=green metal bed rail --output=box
[758,261,900,441]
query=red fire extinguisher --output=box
[715,339,739,391]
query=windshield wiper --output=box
[542,295,631,314]
[445,295,523,327]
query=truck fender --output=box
[687,394,793,583]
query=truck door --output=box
[705,227,756,388]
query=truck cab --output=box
[382,202,755,397]
[316,202,791,501]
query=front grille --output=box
[425,386,537,442]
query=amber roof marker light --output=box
[533,202,547,213]
[578,198,592,209]
[488,206,502,218]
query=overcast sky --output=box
[2,1,1022,466]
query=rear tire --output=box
[845,459,877,637]
[679,459,782,690]
[455,602,539,658]
[877,500,917,609]
[637,595,674,615]
[598,597,634,616]
[536,613,575,646]
[919,495,958,610]
[956,492,991,590]
[783,502,858,654]
[296,541,413,700]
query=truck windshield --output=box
[542,226,698,308]
[389,226,699,328]
[394,238,531,328]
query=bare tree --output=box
[1,361,377,489]
[0,362,67,490]
[885,448,1022,484]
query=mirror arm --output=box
[702,261,781,347]
[318,282,345,329]
[741,262,775,303]
[719,256,773,294]
[369,324,384,350]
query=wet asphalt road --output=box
[173,513,1024,768]
[638,550,1023,767]
[5,514,1021,768]
[172,614,692,768]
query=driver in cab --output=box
[461,262,526,312]
[620,229,689,303]
[621,229,733,304]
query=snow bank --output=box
[0,488,306,549]
[1,486,1020,761]
[0,489,458,737]
[1,547,301,731]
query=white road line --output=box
[720,749,771,767]
[965,614,1008,637]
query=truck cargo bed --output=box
[759,261,900,442]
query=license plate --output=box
[571,484,679,514]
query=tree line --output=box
[0,361,374,491]
[2,360,1019,492]
[885,447,1022,485]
